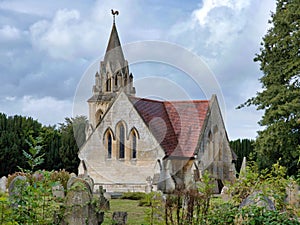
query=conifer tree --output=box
[239,0,300,175]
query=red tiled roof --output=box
[129,97,209,158]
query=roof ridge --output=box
[129,96,209,104]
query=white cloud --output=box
[0,96,73,125]
[194,0,250,26]
[0,25,20,40]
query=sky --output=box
[0,0,276,140]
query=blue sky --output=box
[0,0,276,139]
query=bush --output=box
[50,169,70,190]
[121,192,146,200]
[207,202,238,225]
[236,205,300,225]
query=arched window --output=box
[119,124,125,159]
[106,78,111,91]
[132,132,137,159]
[107,133,112,158]
[115,74,118,86]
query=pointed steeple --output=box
[88,10,136,127]
[105,23,124,59]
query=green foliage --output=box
[238,0,300,176]
[59,116,87,174]
[0,113,87,176]
[0,113,42,176]
[4,170,62,224]
[50,169,71,190]
[230,139,255,173]
[121,192,146,200]
[22,136,45,171]
[142,192,164,225]
[206,202,238,225]
[237,205,300,225]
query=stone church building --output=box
[78,17,236,193]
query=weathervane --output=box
[111,9,119,23]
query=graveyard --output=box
[0,163,299,224]
[0,0,299,224]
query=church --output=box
[78,13,236,193]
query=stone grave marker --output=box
[63,178,103,225]
[99,185,110,210]
[0,176,7,192]
[239,191,275,211]
[286,181,299,207]
[221,186,230,201]
[52,183,65,199]
[8,176,29,208]
[112,211,128,225]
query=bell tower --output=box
[87,10,136,130]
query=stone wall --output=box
[79,92,165,192]
[196,95,236,183]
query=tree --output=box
[59,116,87,174]
[22,136,45,171]
[230,139,255,173]
[239,0,300,175]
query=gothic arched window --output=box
[119,124,125,159]
[107,133,112,158]
[132,132,137,159]
[104,128,114,159]
[106,78,111,91]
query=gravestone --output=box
[8,176,29,208]
[221,186,230,201]
[67,176,77,190]
[78,174,94,192]
[239,191,275,211]
[99,186,110,210]
[286,181,299,207]
[8,176,28,196]
[63,178,103,225]
[0,176,7,192]
[52,183,65,199]
[112,211,127,225]
[32,171,44,181]
[145,176,153,193]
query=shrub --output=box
[121,192,146,200]
[50,169,70,190]
[207,202,238,225]
[236,205,300,225]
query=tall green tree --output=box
[0,113,42,176]
[239,0,300,175]
[59,116,87,174]
[230,139,255,173]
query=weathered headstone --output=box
[0,176,7,192]
[67,176,77,190]
[286,181,299,207]
[78,174,94,192]
[8,176,28,196]
[8,176,29,208]
[32,171,44,182]
[112,211,127,225]
[99,186,110,210]
[63,179,102,225]
[52,183,65,199]
[239,191,275,211]
[145,176,153,193]
[221,186,230,201]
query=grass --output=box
[102,199,147,225]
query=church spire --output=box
[91,10,135,99]
[88,10,135,128]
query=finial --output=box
[111,9,119,23]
